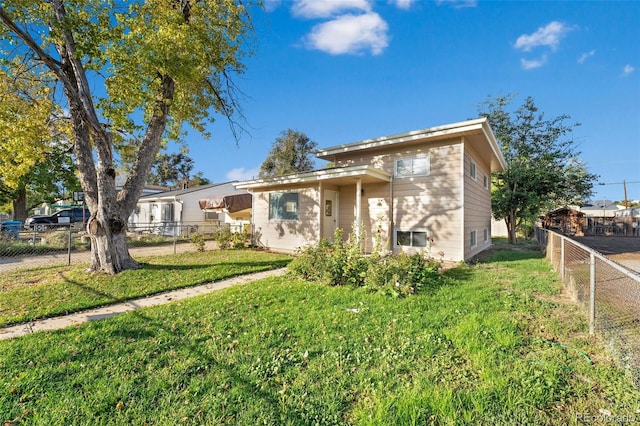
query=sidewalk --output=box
[0,267,287,341]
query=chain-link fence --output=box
[535,227,640,386]
[0,221,247,274]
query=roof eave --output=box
[235,165,391,191]
[315,118,490,159]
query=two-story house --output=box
[236,118,506,261]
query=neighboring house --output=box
[579,200,624,218]
[236,118,507,262]
[129,182,251,235]
[542,207,585,236]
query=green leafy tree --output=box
[190,171,211,187]
[478,94,598,243]
[148,152,194,188]
[0,0,253,273]
[259,129,317,178]
[0,144,81,221]
[0,67,78,220]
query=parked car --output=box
[24,207,90,231]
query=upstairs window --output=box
[269,192,299,221]
[470,159,477,180]
[395,156,430,178]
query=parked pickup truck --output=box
[24,207,90,231]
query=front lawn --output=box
[1,243,638,424]
[0,249,291,327]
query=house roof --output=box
[139,181,238,200]
[235,165,392,191]
[315,117,507,172]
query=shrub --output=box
[231,227,250,249]
[215,226,233,249]
[287,227,442,296]
[191,233,206,252]
[364,252,441,296]
[214,226,250,250]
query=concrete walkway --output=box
[0,267,287,341]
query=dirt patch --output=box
[568,236,640,256]
[567,235,640,274]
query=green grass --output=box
[0,249,291,327]
[1,243,638,424]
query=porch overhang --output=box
[235,165,391,191]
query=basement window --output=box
[397,230,429,248]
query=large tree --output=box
[0,0,252,273]
[0,67,77,220]
[259,129,317,178]
[478,94,598,243]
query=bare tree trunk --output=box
[12,186,27,222]
[507,210,517,244]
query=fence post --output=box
[173,223,177,255]
[67,226,72,266]
[560,237,565,281]
[589,251,596,336]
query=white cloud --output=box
[292,0,372,19]
[226,167,260,181]
[263,0,281,12]
[435,0,477,8]
[521,55,547,70]
[515,21,572,52]
[578,49,596,64]
[622,64,635,76]
[304,12,389,55]
[392,0,418,9]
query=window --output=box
[397,230,429,248]
[205,211,222,221]
[483,228,489,243]
[470,230,477,248]
[395,156,430,178]
[269,192,299,220]
[470,159,477,180]
[162,203,174,221]
[483,174,489,189]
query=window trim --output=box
[394,156,430,178]
[268,192,300,221]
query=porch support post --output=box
[355,178,362,243]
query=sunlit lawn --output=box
[0,243,638,424]
[0,249,291,327]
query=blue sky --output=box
[181,0,639,203]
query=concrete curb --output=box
[0,267,287,341]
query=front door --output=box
[323,190,339,240]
